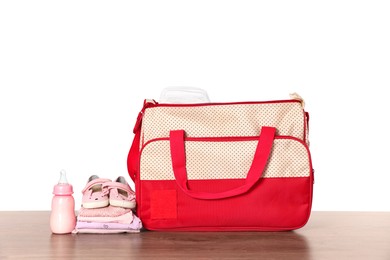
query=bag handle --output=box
[169,126,276,200]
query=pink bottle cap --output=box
[53,183,74,195]
[53,170,74,195]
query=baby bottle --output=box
[50,170,76,234]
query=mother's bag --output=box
[127,94,314,231]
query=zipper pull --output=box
[289,92,305,109]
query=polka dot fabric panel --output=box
[140,137,310,180]
[140,101,305,148]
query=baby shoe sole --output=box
[110,199,136,209]
[82,200,109,209]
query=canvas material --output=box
[140,137,310,180]
[131,98,313,231]
[140,101,306,149]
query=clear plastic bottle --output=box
[50,170,76,234]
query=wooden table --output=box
[0,211,389,259]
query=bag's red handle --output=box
[169,126,276,200]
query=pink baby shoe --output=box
[82,175,111,209]
[103,176,136,209]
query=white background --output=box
[1,1,389,211]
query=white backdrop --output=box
[1,1,389,211]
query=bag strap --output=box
[127,130,140,182]
[127,99,157,182]
[169,126,276,200]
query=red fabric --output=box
[169,127,276,200]
[138,176,312,231]
[150,190,177,220]
[128,99,313,231]
[127,99,158,182]
[127,129,140,182]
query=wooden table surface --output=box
[0,211,389,259]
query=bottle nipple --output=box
[53,170,73,195]
[58,170,68,184]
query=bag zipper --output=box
[133,96,304,133]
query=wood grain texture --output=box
[0,211,389,259]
